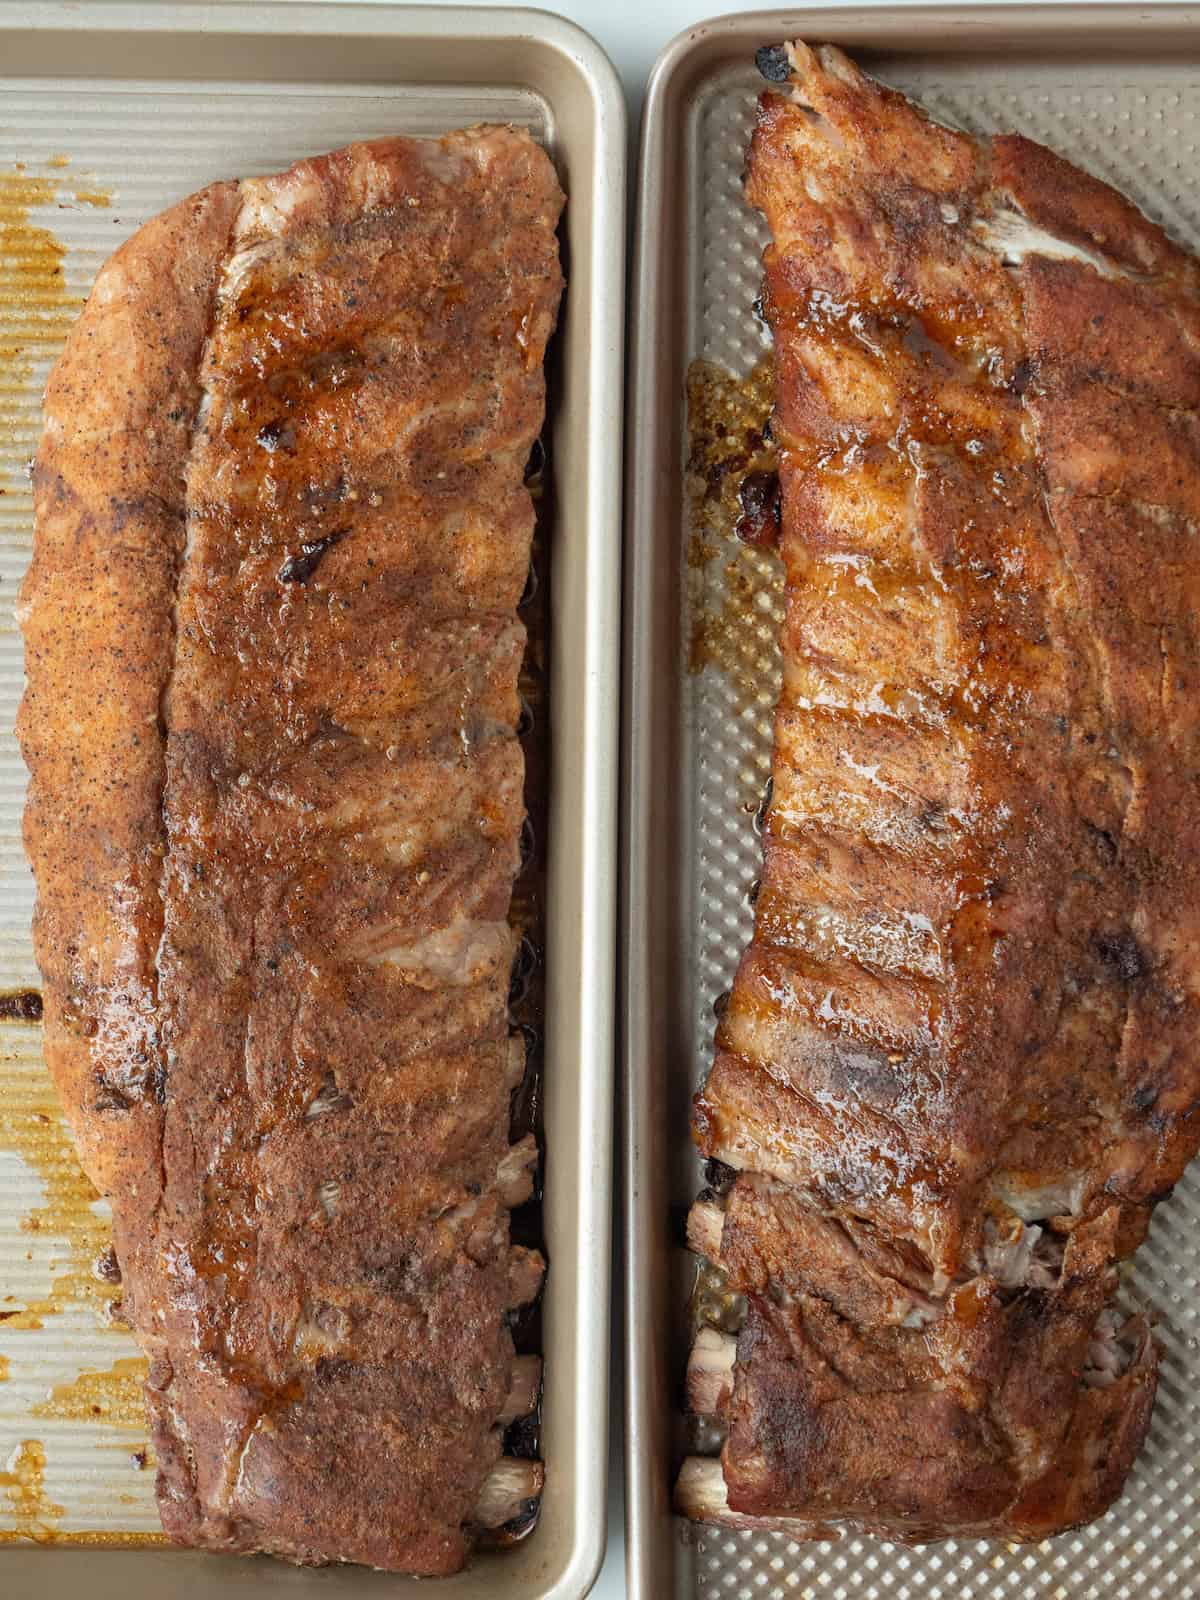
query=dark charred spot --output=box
[486,1500,541,1547]
[1131,1081,1159,1113]
[712,988,731,1021]
[984,879,1006,903]
[736,469,782,547]
[704,1158,737,1194]
[1009,358,1033,397]
[93,1079,132,1114]
[256,419,296,452]
[279,528,348,585]
[94,1246,122,1284]
[751,293,767,326]
[753,778,773,835]
[1084,821,1119,865]
[503,1410,541,1462]
[747,877,761,907]
[755,43,792,82]
[0,990,43,1022]
[508,937,539,1008]
[918,801,948,833]
[1094,929,1150,983]
[131,1450,147,1471]
[761,412,775,443]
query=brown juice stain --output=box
[0,1354,9,1381]
[0,1039,119,1325]
[685,356,784,718]
[72,189,112,209]
[0,1440,64,1542]
[0,990,44,1023]
[0,164,91,489]
[0,1310,44,1331]
[33,1356,148,1430]
[0,1528,169,1547]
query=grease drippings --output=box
[685,357,783,714]
[0,1440,64,1542]
[0,1033,119,1324]
[32,1356,149,1430]
[0,166,83,491]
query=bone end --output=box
[675,1455,834,1536]
[498,1134,539,1207]
[687,1197,725,1261]
[675,1455,729,1521]
[509,1245,546,1308]
[499,1354,542,1424]
[686,1327,736,1415]
[476,1456,545,1529]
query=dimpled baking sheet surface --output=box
[626,12,1200,1600]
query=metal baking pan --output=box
[623,8,1200,1598]
[0,4,623,1595]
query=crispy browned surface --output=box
[19,127,562,1573]
[687,41,1200,1541]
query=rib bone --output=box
[474,1457,545,1529]
[687,1327,737,1415]
[687,1197,725,1261]
[498,1355,542,1423]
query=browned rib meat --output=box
[682,41,1200,1542]
[19,127,562,1573]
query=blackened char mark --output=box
[0,989,43,1022]
[278,527,348,584]
[756,44,792,83]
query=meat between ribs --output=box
[18,126,562,1573]
[679,43,1200,1541]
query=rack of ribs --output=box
[18,127,562,1573]
[677,41,1200,1542]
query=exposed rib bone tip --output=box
[498,1354,542,1423]
[675,1456,729,1519]
[508,1245,546,1308]
[687,1196,725,1261]
[475,1457,545,1529]
[497,1133,538,1206]
[686,1327,737,1415]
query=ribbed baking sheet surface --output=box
[0,78,547,1542]
[678,57,1200,1600]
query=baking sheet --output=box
[624,9,1200,1599]
[1,5,624,1595]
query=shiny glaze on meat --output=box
[18,128,562,1572]
[686,42,1200,1541]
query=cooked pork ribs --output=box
[18,128,562,1573]
[679,42,1200,1542]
